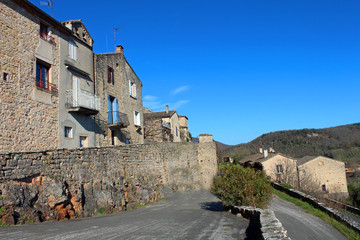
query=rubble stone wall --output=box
[0,141,217,224]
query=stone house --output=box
[59,20,99,149]
[0,0,65,152]
[144,106,181,143]
[297,156,348,199]
[94,46,144,146]
[0,0,100,151]
[179,115,191,142]
[240,152,298,187]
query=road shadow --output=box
[200,201,225,212]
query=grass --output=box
[273,189,360,240]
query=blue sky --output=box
[31,0,360,145]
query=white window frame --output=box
[129,80,137,98]
[276,164,283,174]
[69,41,77,60]
[134,111,140,126]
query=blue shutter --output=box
[113,98,119,123]
[107,95,112,124]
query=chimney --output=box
[116,45,124,53]
[259,148,263,153]
[166,105,169,113]
[264,149,268,158]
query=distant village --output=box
[0,0,191,153]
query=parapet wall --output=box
[0,141,217,224]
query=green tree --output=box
[211,164,272,208]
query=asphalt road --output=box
[0,190,249,240]
[269,196,347,240]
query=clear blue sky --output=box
[30,0,360,145]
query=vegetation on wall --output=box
[211,164,272,208]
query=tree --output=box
[211,164,272,208]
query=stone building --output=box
[179,115,191,142]
[144,105,181,143]
[0,0,65,152]
[59,20,99,149]
[297,156,348,199]
[240,152,298,187]
[0,0,100,152]
[94,46,144,146]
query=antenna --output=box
[114,26,123,50]
[39,0,53,17]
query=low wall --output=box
[230,206,290,240]
[0,141,217,224]
[272,182,360,235]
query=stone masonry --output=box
[0,138,217,224]
[0,0,61,152]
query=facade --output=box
[0,0,68,152]
[59,20,99,148]
[143,106,181,143]
[241,153,298,187]
[179,115,191,142]
[94,46,144,146]
[297,156,348,198]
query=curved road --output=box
[270,196,347,240]
[0,190,248,240]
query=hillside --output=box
[220,123,360,166]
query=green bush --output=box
[211,164,272,208]
[348,184,360,208]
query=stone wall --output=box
[0,140,217,224]
[0,0,60,152]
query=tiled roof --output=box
[144,110,177,119]
[297,156,319,166]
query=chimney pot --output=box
[264,149,268,158]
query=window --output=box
[36,61,50,90]
[79,136,88,148]
[64,127,73,138]
[176,126,178,137]
[107,95,119,124]
[3,72,8,82]
[69,41,77,60]
[322,184,327,192]
[40,23,48,38]
[134,111,140,126]
[276,165,283,174]
[129,80,137,98]
[108,66,114,84]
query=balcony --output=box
[66,89,100,115]
[107,111,129,128]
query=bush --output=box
[211,164,272,208]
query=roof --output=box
[178,115,188,119]
[297,155,343,166]
[240,152,296,164]
[144,110,177,119]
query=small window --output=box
[64,127,73,138]
[322,184,327,192]
[134,111,140,126]
[108,66,114,84]
[36,61,50,90]
[129,80,137,98]
[125,139,130,144]
[276,165,283,174]
[79,136,88,148]
[40,23,48,38]
[176,126,178,137]
[3,72,8,82]
[69,41,77,60]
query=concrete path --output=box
[270,196,347,240]
[0,190,248,240]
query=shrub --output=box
[211,164,272,208]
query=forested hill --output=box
[220,123,360,165]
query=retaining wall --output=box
[0,141,217,224]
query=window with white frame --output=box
[134,111,140,126]
[129,80,137,98]
[69,41,77,60]
[276,164,283,174]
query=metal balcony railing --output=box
[36,77,57,92]
[66,89,100,113]
[107,111,129,127]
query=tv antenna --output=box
[114,26,123,49]
[39,0,54,17]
